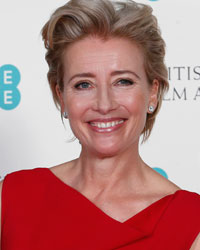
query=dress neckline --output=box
[43,167,182,224]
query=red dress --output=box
[1,168,200,250]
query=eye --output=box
[116,79,134,86]
[74,81,91,90]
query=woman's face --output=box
[57,36,158,157]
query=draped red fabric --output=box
[1,168,200,249]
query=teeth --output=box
[90,120,124,128]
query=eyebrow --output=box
[111,70,140,80]
[68,70,140,83]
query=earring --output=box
[148,105,154,113]
[63,111,68,119]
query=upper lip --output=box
[87,118,127,123]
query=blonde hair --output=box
[42,0,169,141]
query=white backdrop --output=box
[0,0,200,193]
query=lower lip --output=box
[87,120,126,133]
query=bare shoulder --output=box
[146,165,181,197]
[50,160,76,174]
[190,233,200,250]
[49,160,77,184]
[161,176,182,194]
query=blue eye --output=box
[117,79,134,86]
[74,82,91,89]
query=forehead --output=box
[63,36,145,76]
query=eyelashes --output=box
[74,82,91,90]
[74,79,135,90]
[116,79,134,86]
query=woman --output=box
[0,0,200,249]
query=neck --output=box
[72,144,147,198]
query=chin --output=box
[90,145,123,158]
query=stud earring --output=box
[148,106,154,113]
[63,111,68,119]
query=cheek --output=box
[65,95,87,138]
[118,90,149,115]
[65,93,90,119]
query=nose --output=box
[93,85,119,114]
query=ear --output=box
[55,85,65,113]
[148,79,159,114]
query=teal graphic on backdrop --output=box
[0,64,21,110]
[153,167,168,179]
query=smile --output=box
[90,120,124,128]
[87,119,126,133]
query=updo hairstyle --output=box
[42,0,169,141]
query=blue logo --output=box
[0,64,21,110]
[153,167,168,179]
